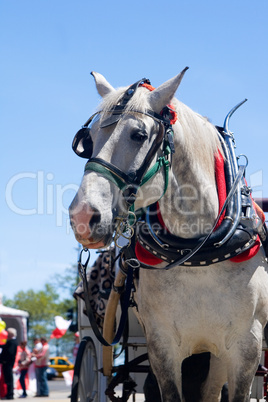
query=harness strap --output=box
[141,164,246,270]
[78,248,134,347]
[140,156,170,194]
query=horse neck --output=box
[159,103,220,239]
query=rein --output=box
[78,247,136,348]
[155,164,247,270]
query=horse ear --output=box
[148,67,189,112]
[91,72,115,97]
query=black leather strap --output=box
[78,248,134,347]
[120,78,151,107]
[137,165,251,269]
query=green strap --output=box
[140,156,170,196]
[85,156,169,194]
[128,156,170,224]
[85,152,171,216]
[84,161,126,190]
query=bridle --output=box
[85,110,171,206]
[72,79,176,209]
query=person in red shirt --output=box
[33,338,49,397]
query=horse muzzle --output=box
[69,201,115,249]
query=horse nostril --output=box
[89,208,101,229]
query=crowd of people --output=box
[0,329,50,399]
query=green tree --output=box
[5,284,59,337]
[4,264,80,356]
[4,285,75,355]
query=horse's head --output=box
[69,69,188,249]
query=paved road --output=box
[12,379,265,401]
[14,394,266,402]
[13,378,145,401]
[13,378,70,401]
[21,391,70,401]
[13,393,266,401]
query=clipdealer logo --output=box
[5,169,265,230]
[5,171,79,228]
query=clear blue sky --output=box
[0,0,267,299]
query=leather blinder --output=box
[72,127,93,159]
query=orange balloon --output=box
[0,330,8,345]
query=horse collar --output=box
[135,134,263,268]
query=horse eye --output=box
[130,130,148,142]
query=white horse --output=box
[69,69,268,401]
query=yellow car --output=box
[49,356,74,377]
